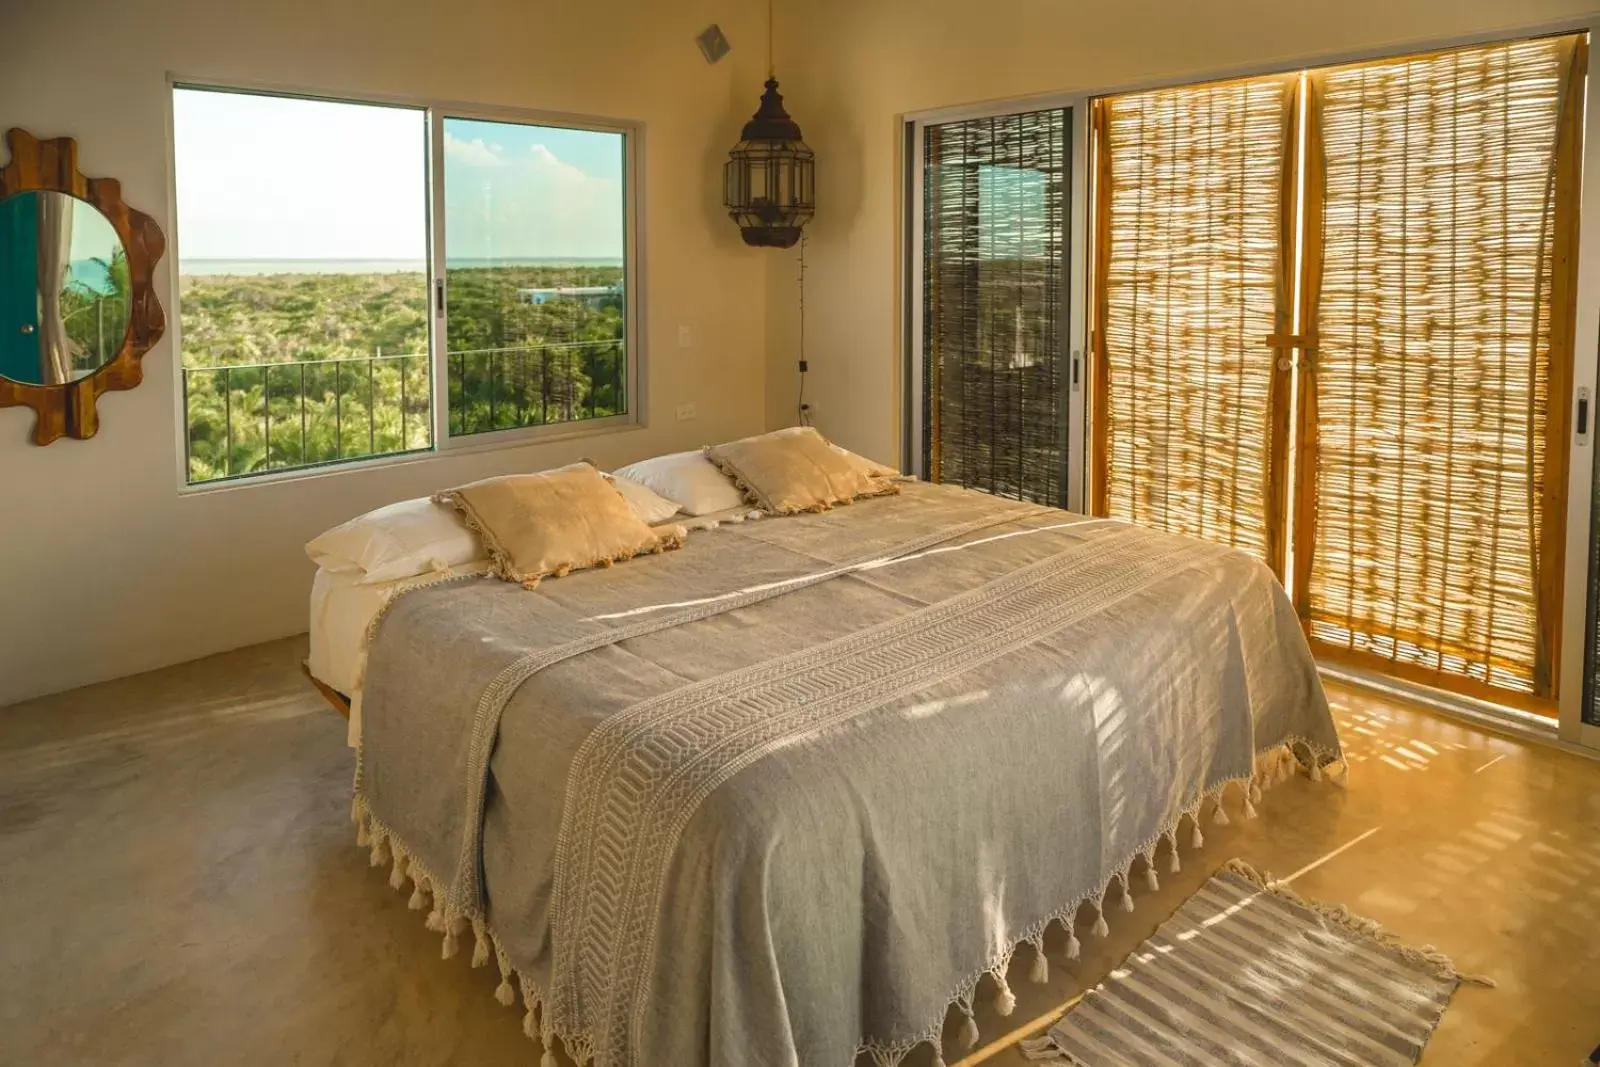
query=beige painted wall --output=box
[0,0,773,706]
[5,0,1590,705]
[766,0,1597,468]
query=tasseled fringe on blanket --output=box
[957,998,980,1050]
[845,738,1345,1067]
[989,966,1017,1016]
[1090,895,1110,938]
[409,874,431,912]
[1027,937,1049,985]
[353,799,602,1065]
[518,977,570,1067]
[471,918,491,969]
[349,738,1343,1067]
[494,944,517,1006]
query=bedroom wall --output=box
[0,0,773,706]
[765,0,1597,466]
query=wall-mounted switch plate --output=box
[676,403,697,421]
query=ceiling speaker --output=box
[696,24,731,64]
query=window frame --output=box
[428,104,643,453]
[165,77,647,492]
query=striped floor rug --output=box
[1022,862,1489,1066]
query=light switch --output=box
[676,403,697,421]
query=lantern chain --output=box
[797,234,810,426]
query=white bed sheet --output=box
[310,563,489,747]
[308,569,411,698]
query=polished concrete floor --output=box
[1,636,1597,1066]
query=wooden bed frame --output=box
[302,662,352,718]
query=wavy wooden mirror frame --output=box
[0,128,166,444]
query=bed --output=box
[324,478,1341,1067]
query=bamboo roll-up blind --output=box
[923,109,1070,507]
[1093,76,1296,568]
[1302,35,1584,700]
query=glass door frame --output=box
[902,95,1090,513]
[900,20,1600,758]
[1559,31,1600,752]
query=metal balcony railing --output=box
[182,340,626,484]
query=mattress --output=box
[309,568,408,700]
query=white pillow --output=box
[307,497,483,583]
[612,450,746,516]
[604,473,684,525]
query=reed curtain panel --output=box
[1090,33,1585,706]
[923,107,1071,509]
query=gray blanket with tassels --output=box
[356,481,1339,1067]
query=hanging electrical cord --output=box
[796,233,811,426]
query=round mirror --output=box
[0,190,131,386]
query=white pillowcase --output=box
[306,497,483,584]
[611,450,747,516]
[604,473,684,525]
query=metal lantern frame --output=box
[724,78,815,248]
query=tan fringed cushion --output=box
[433,463,681,589]
[704,427,900,515]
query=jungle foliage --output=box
[180,264,625,483]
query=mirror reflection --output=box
[0,190,131,386]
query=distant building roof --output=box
[516,284,621,304]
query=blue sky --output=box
[171,89,624,265]
[444,117,624,262]
[977,165,1048,259]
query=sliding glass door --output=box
[916,107,1073,508]
[1090,75,1298,573]
[908,32,1595,727]
[1298,37,1585,708]
[1088,33,1586,711]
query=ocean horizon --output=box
[179,257,624,276]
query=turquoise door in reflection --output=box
[0,195,42,382]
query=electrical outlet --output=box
[677,325,693,348]
[676,403,698,421]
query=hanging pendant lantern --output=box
[724,77,815,249]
